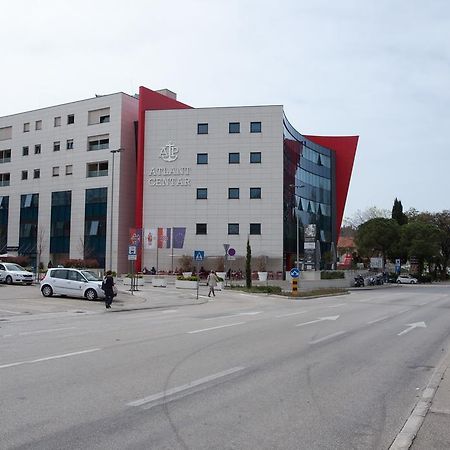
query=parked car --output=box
[40,268,105,300]
[0,262,34,285]
[397,274,418,284]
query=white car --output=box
[0,263,34,285]
[40,268,105,300]
[397,274,418,284]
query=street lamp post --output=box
[109,148,124,271]
[289,184,305,271]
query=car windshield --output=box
[4,263,26,272]
[81,270,101,281]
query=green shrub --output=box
[320,271,345,280]
[417,274,432,283]
[63,259,99,269]
[177,275,199,281]
[229,285,282,294]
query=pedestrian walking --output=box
[206,270,219,297]
[102,270,115,309]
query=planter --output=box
[123,277,144,286]
[258,271,268,281]
[216,281,224,291]
[152,277,167,287]
[216,272,226,280]
[182,272,192,277]
[175,279,198,289]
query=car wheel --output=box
[397,280,401,284]
[5,275,13,285]
[411,280,416,284]
[41,285,53,297]
[85,288,97,301]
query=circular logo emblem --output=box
[159,142,179,162]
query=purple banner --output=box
[172,227,186,249]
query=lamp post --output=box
[289,184,305,271]
[109,148,124,271]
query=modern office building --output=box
[0,86,358,275]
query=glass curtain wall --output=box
[0,196,8,254]
[50,191,72,265]
[19,193,39,266]
[84,187,107,268]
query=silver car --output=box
[0,263,34,285]
[397,274,418,284]
[40,268,105,300]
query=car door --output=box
[65,270,86,297]
[50,269,70,295]
[0,264,6,282]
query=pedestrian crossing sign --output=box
[194,250,205,261]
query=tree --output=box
[355,218,401,263]
[344,206,390,229]
[246,238,252,288]
[391,198,408,225]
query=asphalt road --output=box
[1,283,449,449]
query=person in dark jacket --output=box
[103,270,115,309]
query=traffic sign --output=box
[194,250,205,261]
[228,248,236,256]
[128,245,137,255]
[290,268,300,278]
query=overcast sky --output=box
[1,0,448,219]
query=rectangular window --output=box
[228,223,239,235]
[33,169,40,179]
[196,223,207,235]
[23,122,30,133]
[22,170,28,180]
[22,146,29,156]
[88,135,109,151]
[250,223,261,235]
[99,115,110,123]
[67,114,75,124]
[229,122,240,133]
[0,126,12,141]
[35,120,42,130]
[197,153,208,164]
[66,139,74,150]
[196,188,208,199]
[52,166,59,177]
[65,165,73,175]
[250,121,262,133]
[34,144,41,154]
[228,152,240,164]
[0,149,11,163]
[87,161,108,178]
[250,152,261,163]
[88,107,110,125]
[54,116,61,127]
[250,187,261,199]
[197,123,208,134]
[53,141,60,152]
[228,188,240,199]
[0,173,10,186]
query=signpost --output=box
[194,250,205,300]
[128,245,137,293]
[290,267,300,296]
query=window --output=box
[0,126,12,141]
[67,114,75,124]
[22,170,28,180]
[250,121,262,133]
[52,166,59,177]
[54,116,61,127]
[0,173,10,186]
[197,123,208,134]
[197,153,208,164]
[22,146,29,156]
[88,107,110,125]
[53,141,60,152]
[229,122,240,133]
[196,223,207,235]
[250,152,261,163]
[250,223,261,235]
[33,169,40,179]
[88,135,109,151]
[87,161,108,177]
[23,122,30,133]
[100,115,110,123]
[250,187,261,199]
[34,144,41,154]
[0,149,11,163]
[228,188,240,199]
[35,120,42,130]
[196,188,208,199]
[66,139,74,150]
[228,223,239,235]
[65,165,73,175]
[228,152,240,164]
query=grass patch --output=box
[228,285,283,294]
[289,288,348,297]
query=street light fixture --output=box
[109,148,124,271]
[289,184,305,271]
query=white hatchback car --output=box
[0,262,34,285]
[397,274,418,284]
[40,268,105,300]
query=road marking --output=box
[0,348,101,370]
[398,321,427,336]
[19,327,77,336]
[327,303,345,308]
[296,315,340,327]
[310,331,347,345]
[128,366,246,407]
[204,312,262,321]
[0,308,21,314]
[188,322,245,334]
[367,315,390,325]
[276,311,308,318]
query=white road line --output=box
[327,303,345,308]
[128,366,246,407]
[188,322,246,334]
[310,331,347,345]
[367,315,391,325]
[204,312,262,321]
[276,311,308,318]
[19,327,77,336]
[0,348,101,370]
[0,308,19,314]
